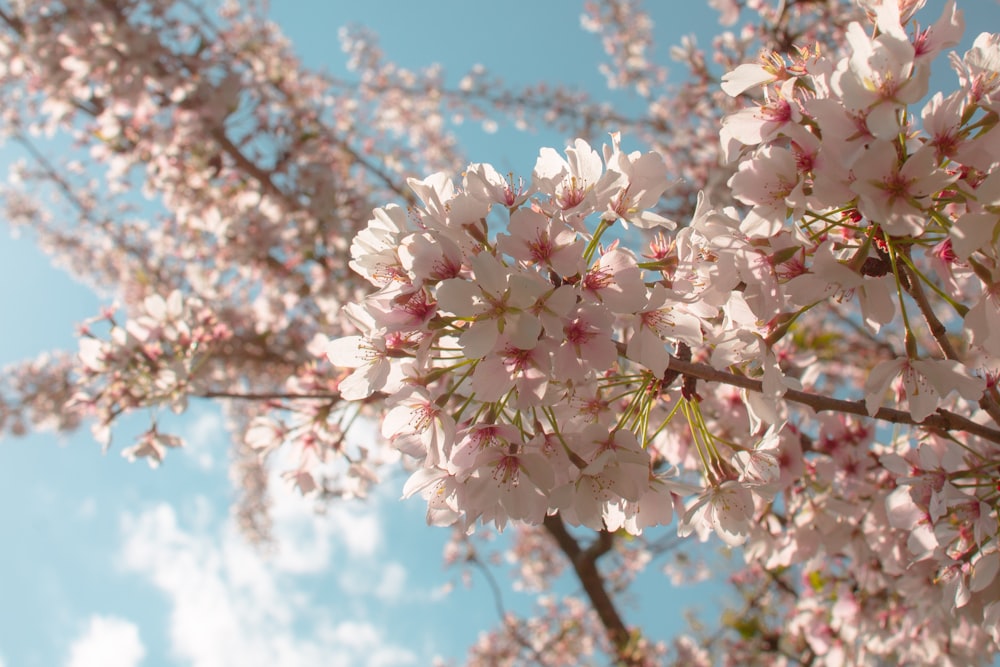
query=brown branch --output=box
[11,131,103,219]
[208,128,288,200]
[542,515,642,666]
[195,390,340,401]
[0,7,24,38]
[175,0,415,203]
[900,257,1000,429]
[665,354,1000,445]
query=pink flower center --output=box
[503,345,534,373]
[761,98,792,123]
[583,266,613,291]
[557,176,587,209]
[527,234,554,263]
[565,319,595,346]
[492,455,521,485]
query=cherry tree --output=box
[2,0,1000,664]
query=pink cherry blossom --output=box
[121,425,182,468]
[834,6,928,140]
[435,252,546,357]
[680,481,756,547]
[532,137,609,224]
[626,284,703,377]
[381,385,456,467]
[326,335,393,400]
[602,132,676,229]
[7,2,1000,664]
[496,207,584,277]
[852,143,957,237]
[727,145,801,238]
[554,303,618,382]
[580,245,647,314]
[864,357,985,422]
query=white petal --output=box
[972,551,1000,593]
[327,336,372,368]
[459,321,498,359]
[950,212,996,260]
[864,358,904,415]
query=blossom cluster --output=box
[4,0,1000,663]
[328,1,1000,661]
[329,134,711,535]
[73,291,231,459]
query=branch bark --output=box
[542,515,643,666]
[665,354,1000,445]
[900,257,1000,429]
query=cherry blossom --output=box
[679,481,755,547]
[436,252,546,357]
[834,2,928,140]
[495,207,584,277]
[864,357,985,422]
[626,284,703,377]
[852,143,957,237]
[121,425,181,468]
[6,1,1000,665]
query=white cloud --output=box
[118,495,417,667]
[181,411,226,471]
[375,562,408,602]
[66,615,145,667]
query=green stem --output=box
[681,400,715,483]
[883,232,917,357]
[583,219,614,265]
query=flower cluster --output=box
[328,1,1000,661]
[329,134,716,535]
[5,0,1000,663]
[72,291,232,455]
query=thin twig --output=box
[195,390,339,401]
[468,554,550,665]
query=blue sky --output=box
[2,1,998,666]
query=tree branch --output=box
[665,354,1000,445]
[542,515,642,666]
[900,257,1000,428]
[175,0,416,203]
[467,553,551,665]
[194,390,340,401]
